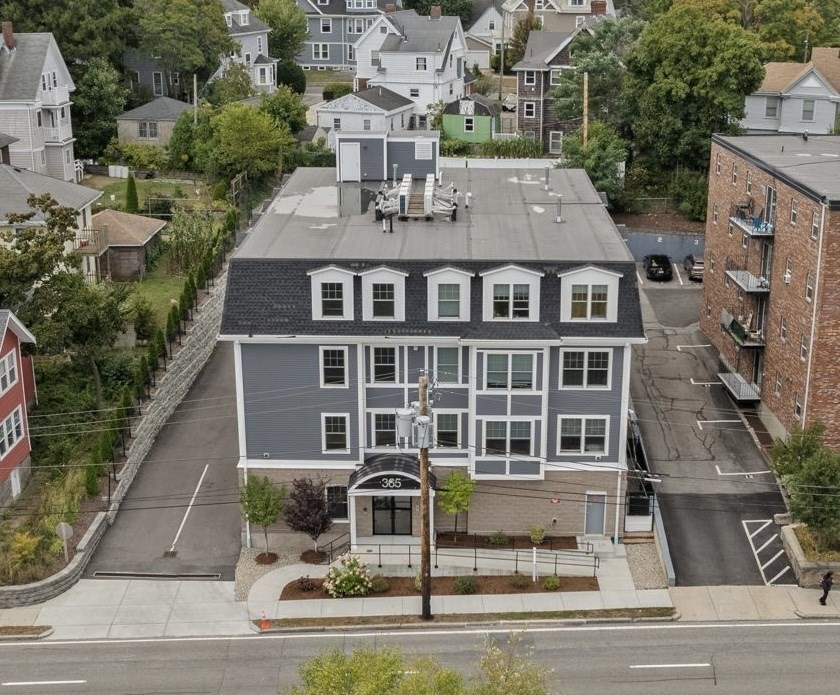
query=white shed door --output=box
[339,142,361,182]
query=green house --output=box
[441,95,501,144]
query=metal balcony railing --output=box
[729,209,774,237]
[718,371,761,402]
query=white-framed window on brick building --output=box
[709,251,715,272]
[800,335,809,361]
[794,393,803,419]
[557,416,608,456]
[321,413,350,453]
[746,170,752,194]
[319,347,348,388]
[0,407,23,459]
[712,203,718,224]
[811,211,820,240]
[780,317,787,341]
[434,413,460,448]
[0,350,18,395]
[484,420,533,457]
[731,163,738,185]
[728,223,733,238]
[715,152,721,174]
[742,233,748,249]
[560,350,611,389]
[790,199,798,224]
[806,272,815,302]
[774,372,782,397]
[785,257,793,282]
[326,485,348,519]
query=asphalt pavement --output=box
[631,281,788,586]
[85,342,241,580]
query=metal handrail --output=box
[436,531,593,554]
[317,532,351,564]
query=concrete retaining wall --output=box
[781,524,838,588]
[0,269,227,608]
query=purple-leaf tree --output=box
[283,477,334,550]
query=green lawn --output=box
[134,252,186,331]
[303,69,353,85]
[83,176,210,213]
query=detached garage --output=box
[336,131,440,183]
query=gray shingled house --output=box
[116,97,192,148]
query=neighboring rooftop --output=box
[235,165,633,262]
[512,31,571,70]
[91,209,166,247]
[0,132,18,148]
[382,10,460,54]
[0,309,36,346]
[117,96,192,122]
[714,134,840,206]
[443,94,500,116]
[757,48,840,94]
[355,86,415,111]
[0,165,101,221]
[0,33,62,101]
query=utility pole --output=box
[583,71,589,149]
[193,74,198,125]
[418,373,432,621]
[498,17,506,102]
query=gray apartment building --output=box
[219,162,645,550]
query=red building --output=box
[0,310,36,506]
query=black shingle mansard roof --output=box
[220,259,644,340]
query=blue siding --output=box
[476,395,507,416]
[339,136,385,180]
[241,343,359,461]
[387,141,437,179]
[510,395,541,417]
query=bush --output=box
[370,575,390,593]
[132,293,157,342]
[543,575,561,591]
[322,82,352,101]
[510,573,529,590]
[125,174,139,214]
[453,576,477,595]
[277,60,306,94]
[489,53,515,74]
[322,553,373,598]
[478,137,542,158]
[530,525,545,545]
[84,463,100,496]
[296,575,318,592]
[102,138,165,170]
[98,350,138,398]
[440,138,473,157]
[487,530,509,546]
[669,169,708,221]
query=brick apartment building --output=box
[700,134,840,448]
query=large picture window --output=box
[485,353,533,390]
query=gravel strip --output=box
[625,542,668,590]
[234,547,303,601]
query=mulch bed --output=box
[255,552,278,565]
[280,574,597,601]
[300,549,328,564]
[0,626,50,637]
[435,533,577,551]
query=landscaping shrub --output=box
[543,575,561,591]
[440,139,474,157]
[132,293,157,342]
[478,138,542,158]
[98,350,138,399]
[84,463,100,496]
[510,573,529,590]
[277,60,306,94]
[530,525,545,545]
[125,174,139,214]
[487,530,509,546]
[370,575,390,593]
[453,576,478,595]
[669,169,708,221]
[296,575,318,592]
[322,82,352,100]
[322,553,373,598]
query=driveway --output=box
[86,342,241,580]
[631,276,789,586]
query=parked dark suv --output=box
[683,253,704,281]
[643,254,673,281]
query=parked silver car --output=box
[683,253,704,281]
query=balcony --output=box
[726,317,765,348]
[729,209,774,237]
[44,123,73,143]
[40,86,70,106]
[718,371,761,403]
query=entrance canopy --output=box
[348,453,437,494]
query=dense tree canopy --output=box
[207,62,256,106]
[261,86,308,134]
[401,0,474,25]
[561,122,628,205]
[255,0,310,63]
[72,58,130,159]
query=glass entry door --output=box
[373,496,412,535]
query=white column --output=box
[429,490,435,550]
[349,496,358,551]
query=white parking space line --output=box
[746,520,772,537]
[690,378,722,386]
[629,663,710,670]
[673,264,684,285]
[742,520,794,586]
[769,566,792,584]
[2,681,86,687]
[761,549,786,571]
[636,270,644,286]
[697,419,741,431]
[755,534,777,554]
[715,464,772,477]
[169,463,209,553]
[676,344,711,352]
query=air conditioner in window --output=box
[783,272,792,284]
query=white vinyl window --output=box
[557,416,608,455]
[765,97,779,118]
[372,283,395,317]
[435,347,460,384]
[570,284,608,320]
[410,87,420,97]
[435,413,460,448]
[524,102,536,118]
[416,57,427,71]
[492,283,529,319]
[811,211,820,240]
[320,347,348,388]
[321,282,344,316]
[802,99,815,121]
[322,414,350,453]
[524,70,536,86]
[774,372,782,397]
[464,117,474,132]
[326,485,349,519]
[806,272,815,302]
[321,18,332,33]
[313,44,329,60]
[0,407,23,459]
[0,351,18,395]
[152,72,164,96]
[560,350,610,389]
[372,347,397,383]
[794,393,803,419]
[438,283,460,318]
[373,412,397,446]
[485,353,534,390]
[780,316,787,341]
[800,335,809,361]
[790,199,798,224]
[484,420,533,456]
[715,152,721,174]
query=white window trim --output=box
[790,199,798,224]
[434,346,462,385]
[434,410,463,449]
[360,267,408,322]
[0,350,18,396]
[559,348,612,390]
[524,70,536,86]
[416,57,427,71]
[321,412,351,454]
[326,484,350,521]
[464,117,474,132]
[523,101,536,118]
[424,267,473,321]
[802,98,815,122]
[806,273,814,302]
[558,267,621,323]
[152,71,164,96]
[319,346,349,389]
[0,406,24,461]
[556,415,609,457]
[811,211,820,240]
[480,350,538,392]
[308,266,356,320]
[480,265,542,322]
[481,419,536,458]
[369,345,401,385]
[321,18,332,32]
[369,409,399,448]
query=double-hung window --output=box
[492,283,529,318]
[435,413,459,448]
[802,98,815,121]
[790,199,798,224]
[558,416,607,455]
[322,414,349,452]
[373,347,397,383]
[0,351,18,394]
[436,347,459,383]
[561,350,609,388]
[485,353,533,390]
[524,70,536,86]
[0,408,23,458]
[570,284,607,319]
[438,284,460,318]
[416,57,427,71]
[320,347,347,387]
[374,413,396,446]
[484,421,532,456]
[321,18,332,33]
[326,486,348,519]
[321,282,344,317]
[812,211,820,240]
[372,283,395,317]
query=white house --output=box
[354,8,468,124]
[219,0,277,94]
[741,48,840,135]
[502,0,613,35]
[317,86,417,143]
[0,23,78,182]
[464,0,504,70]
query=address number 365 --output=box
[380,477,402,488]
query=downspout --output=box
[233,341,252,548]
[801,200,827,426]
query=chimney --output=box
[430,4,442,19]
[385,3,396,12]
[590,0,607,16]
[1,22,15,52]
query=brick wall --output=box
[700,140,830,444]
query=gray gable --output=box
[0,33,52,101]
[301,0,391,17]
[512,31,571,71]
[0,132,18,148]
[384,10,460,54]
[443,95,499,116]
[117,96,192,122]
[221,258,643,340]
[0,165,101,222]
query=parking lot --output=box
[630,273,789,586]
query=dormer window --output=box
[480,265,542,322]
[308,266,356,320]
[558,266,622,322]
[361,266,407,321]
[225,13,232,27]
[240,11,249,25]
[424,266,473,321]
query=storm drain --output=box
[163,550,178,558]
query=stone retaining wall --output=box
[781,524,839,588]
[0,269,227,608]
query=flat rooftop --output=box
[236,166,633,262]
[715,134,840,205]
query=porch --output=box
[718,371,761,402]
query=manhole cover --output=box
[163,550,177,558]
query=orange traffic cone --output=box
[259,612,270,631]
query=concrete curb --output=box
[794,610,840,619]
[0,627,54,641]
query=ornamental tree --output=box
[240,475,287,555]
[284,477,334,550]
